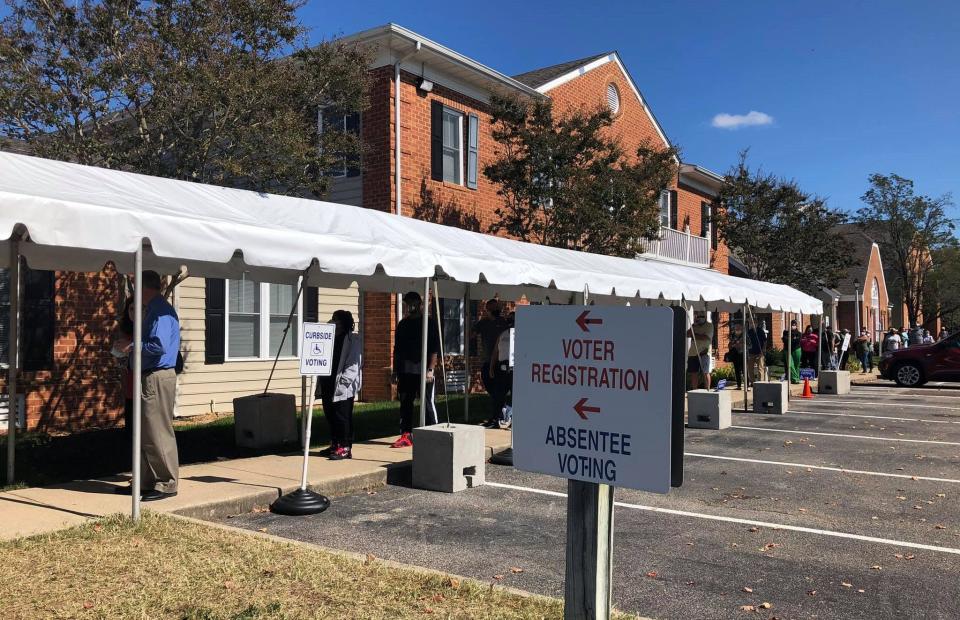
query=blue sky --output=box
[303,0,959,221]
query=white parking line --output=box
[850,390,960,399]
[485,481,960,556]
[730,426,960,446]
[785,410,959,424]
[809,400,960,410]
[685,452,960,483]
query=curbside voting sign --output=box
[299,322,336,376]
[513,306,684,494]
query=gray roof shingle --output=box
[512,52,612,89]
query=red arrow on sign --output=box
[575,310,603,332]
[574,397,601,420]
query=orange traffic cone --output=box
[801,378,814,399]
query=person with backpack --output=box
[390,291,440,448]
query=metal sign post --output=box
[132,243,143,521]
[6,236,19,485]
[271,321,335,516]
[513,305,685,619]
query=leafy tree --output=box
[854,173,955,328]
[925,246,960,330]
[716,152,852,294]
[483,95,677,257]
[0,0,369,197]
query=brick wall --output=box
[1,266,126,432]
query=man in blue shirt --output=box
[135,270,180,501]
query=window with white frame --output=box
[226,276,300,360]
[659,190,671,227]
[442,107,464,184]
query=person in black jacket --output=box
[390,291,440,448]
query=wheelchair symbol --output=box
[311,342,325,356]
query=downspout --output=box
[394,41,421,325]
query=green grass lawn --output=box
[1,394,492,489]
[1,512,617,619]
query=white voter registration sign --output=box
[513,306,682,494]
[300,322,336,376]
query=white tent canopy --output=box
[0,152,821,314]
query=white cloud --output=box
[711,111,774,130]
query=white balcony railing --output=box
[638,226,710,268]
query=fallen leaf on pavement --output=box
[783,440,793,446]
[905,554,916,560]
[857,589,866,593]
[896,496,907,500]
[646,571,658,578]
[937,493,946,498]
[894,554,903,559]
[447,577,461,589]
[759,602,772,609]
[510,567,524,574]
[806,590,817,596]
[742,587,753,593]
[748,527,760,533]
[686,581,696,586]
[258,527,268,533]
[493,574,504,580]
[841,582,853,588]
[739,605,756,612]
[936,525,947,530]
[871,565,882,570]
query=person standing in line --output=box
[489,311,515,429]
[838,328,853,370]
[473,299,508,429]
[746,321,767,385]
[884,328,901,353]
[316,310,361,460]
[922,330,935,345]
[939,327,950,341]
[391,291,439,448]
[854,329,873,373]
[782,320,802,384]
[687,312,714,390]
[115,271,180,501]
[799,325,819,374]
[728,322,745,389]
[900,328,910,349]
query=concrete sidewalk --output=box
[0,428,512,541]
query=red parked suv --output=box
[879,331,960,387]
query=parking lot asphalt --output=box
[223,385,960,619]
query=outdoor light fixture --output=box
[417,77,434,92]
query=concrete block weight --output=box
[819,370,851,395]
[753,381,789,415]
[686,389,732,429]
[412,423,486,493]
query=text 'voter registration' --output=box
[529,338,650,392]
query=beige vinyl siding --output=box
[327,175,362,206]
[175,276,359,417]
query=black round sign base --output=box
[270,488,330,516]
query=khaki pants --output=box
[748,354,765,384]
[141,368,179,493]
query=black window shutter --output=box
[466,114,479,189]
[304,286,319,323]
[21,265,55,372]
[430,101,443,182]
[700,201,710,238]
[669,190,678,230]
[204,278,226,364]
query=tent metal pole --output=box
[6,236,19,485]
[817,313,824,393]
[132,242,143,521]
[742,303,748,411]
[418,277,430,428]
[786,312,792,400]
[463,284,471,423]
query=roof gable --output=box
[512,53,611,89]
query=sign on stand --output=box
[300,322,336,377]
[513,306,685,493]
[512,306,685,620]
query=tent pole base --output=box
[270,488,330,516]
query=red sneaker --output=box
[390,432,413,448]
[329,446,352,460]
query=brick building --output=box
[2,23,731,431]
